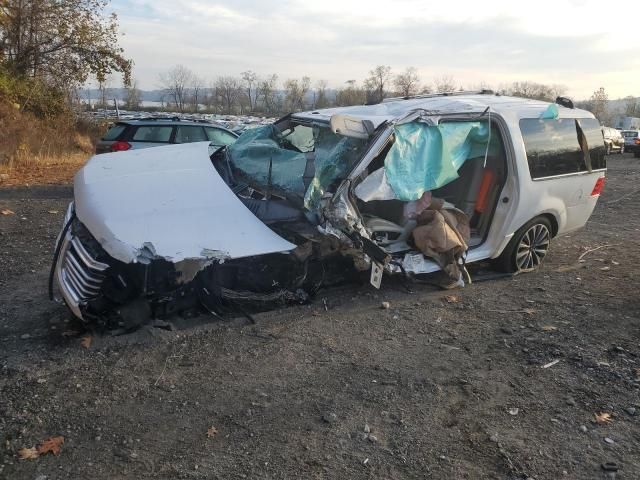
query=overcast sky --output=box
[109,0,639,99]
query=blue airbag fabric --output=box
[384,121,490,201]
[228,125,307,196]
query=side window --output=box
[520,118,587,179]
[577,118,606,170]
[205,127,237,146]
[132,126,173,142]
[174,126,207,143]
[102,123,126,141]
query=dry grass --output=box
[0,152,89,186]
[0,101,104,186]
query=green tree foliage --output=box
[0,0,131,89]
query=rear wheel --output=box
[494,217,552,273]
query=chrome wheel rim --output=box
[516,224,550,271]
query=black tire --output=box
[494,216,552,273]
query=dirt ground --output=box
[1,155,639,480]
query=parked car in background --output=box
[621,130,640,158]
[602,127,625,154]
[95,118,239,154]
[52,93,607,328]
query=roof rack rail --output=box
[132,116,182,122]
[382,89,496,103]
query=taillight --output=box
[635,139,640,145]
[591,177,605,197]
[110,141,131,152]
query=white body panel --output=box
[74,141,296,265]
[294,95,604,270]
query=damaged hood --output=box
[74,142,296,267]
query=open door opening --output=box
[352,120,508,278]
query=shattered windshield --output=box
[227,122,367,209]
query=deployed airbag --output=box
[384,121,492,201]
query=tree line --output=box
[142,65,637,127]
[116,65,583,117]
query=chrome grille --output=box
[59,235,109,304]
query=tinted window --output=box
[205,127,237,146]
[520,118,605,179]
[102,124,126,141]
[132,126,173,142]
[578,118,606,170]
[174,126,207,143]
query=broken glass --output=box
[304,129,367,210]
[227,125,308,197]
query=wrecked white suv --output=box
[50,92,606,329]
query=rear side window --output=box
[132,126,173,142]
[520,118,605,179]
[175,126,207,143]
[205,127,237,146]
[578,118,606,171]
[102,124,126,141]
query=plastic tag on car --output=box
[370,262,383,289]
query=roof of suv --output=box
[116,118,232,128]
[292,92,595,127]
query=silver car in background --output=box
[95,118,239,154]
[621,130,640,158]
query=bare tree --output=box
[203,80,219,113]
[159,65,194,112]
[394,67,420,97]
[313,79,330,109]
[189,75,203,112]
[215,76,242,114]
[501,81,567,102]
[364,65,392,103]
[241,70,258,112]
[97,75,116,108]
[587,87,609,124]
[284,76,311,111]
[124,79,142,110]
[257,74,279,114]
[336,80,366,107]
[433,75,457,93]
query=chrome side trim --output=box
[532,168,607,182]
